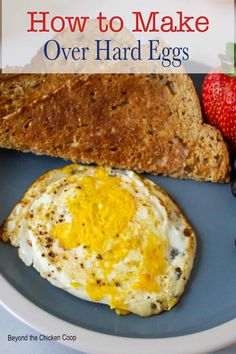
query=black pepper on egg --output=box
[175,267,182,279]
[170,248,179,260]
[183,228,191,237]
[150,302,157,310]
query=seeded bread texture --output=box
[0,73,83,119]
[0,73,230,182]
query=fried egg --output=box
[0,165,196,317]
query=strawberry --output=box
[202,43,236,151]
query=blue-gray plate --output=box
[0,75,236,350]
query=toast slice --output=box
[0,74,230,182]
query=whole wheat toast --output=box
[0,73,84,119]
[0,73,230,182]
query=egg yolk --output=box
[132,232,168,293]
[85,232,168,310]
[52,167,136,253]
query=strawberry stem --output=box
[219,43,236,77]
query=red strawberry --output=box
[202,43,236,151]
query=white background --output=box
[2,0,235,73]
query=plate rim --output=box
[1,274,236,354]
